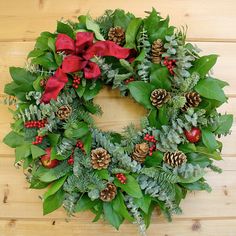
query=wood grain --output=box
[0,1,236,235]
[0,0,236,42]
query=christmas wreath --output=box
[3,9,233,234]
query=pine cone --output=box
[182,92,201,111]
[100,182,117,202]
[150,89,171,108]
[132,143,149,163]
[151,39,163,64]
[56,105,72,120]
[91,148,111,170]
[108,26,125,45]
[40,78,48,87]
[163,151,187,167]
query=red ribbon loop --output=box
[41,32,131,103]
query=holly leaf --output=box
[195,77,227,102]
[191,54,218,77]
[103,202,124,230]
[128,81,154,109]
[43,188,65,215]
[114,175,143,198]
[31,145,46,159]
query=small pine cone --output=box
[40,78,49,87]
[163,151,187,167]
[132,143,149,163]
[150,89,171,108]
[151,39,163,64]
[56,105,72,120]
[100,182,117,202]
[91,148,111,170]
[108,26,125,45]
[182,92,201,111]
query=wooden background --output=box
[0,0,236,235]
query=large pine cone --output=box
[56,105,72,120]
[182,92,201,111]
[91,148,111,170]
[151,39,163,64]
[163,151,187,167]
[108,26,125,45]
[132,143,149,163]
[150,89,171,108]
[100,182,117,202]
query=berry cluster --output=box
[67,155,74,165]
[163,57,176,75]
[24,119,47,129]
[144,133,157,156]
[116,173,127,184]
[32,135,44,145]
[124,77,135,85]
[67,140,85,165]
[72,76,81,89]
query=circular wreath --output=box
[3,9,233,234]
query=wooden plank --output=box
[0,218,236,236]
[0,156,236,220]
[0,42,236,95]
[0,0,236,41]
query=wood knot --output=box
[223,185,228,196]
[3,184,9,203]
[8,219,16,227]
[52,220,56,225]
[192,220,201,231]
[38,0,44,9]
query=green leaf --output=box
[43,188,65,215]
[114,175,143,198]
[15,144,31,162]
[113,9,134,30]
[50,147,66,160]
[103,202,124,230]
[86,16,104,40]
[82,132,92,154]
[158,105,169,125]
[76,84,86,97]
[134,194,152,214]
[43,176,67,200]
[150,65,171,90]
[33,76,44,91]
[144,151,163,167]
[95,169,109,180]
[181,179,212,192]
[187,153,212,168]
[215,114,233,135]
[75,195,98,212]
[113,192,134,222]
[57,21,74,38]
[83,81,102,101]
[125,18,142,49]
[31,145,46,159]
[119,59,133,72]
[32,52,58,70]
[191,54,218,77]
[30,177,49,189]
[128,81,154,109]
[48,133,60,146]
[64,122,89,139]
[201,128,218,151]
[195,146,222,160]
[178,143,196,153]
[28,49,45,58]
[3,131,25,148]
[178,170,205,184]
[195,77,227,102]
[148,109,159,128]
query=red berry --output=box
[184,127,201,143]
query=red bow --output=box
[41,32,131,103]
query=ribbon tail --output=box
[41,68,68,104]
[61,55,87,73]
[84,61,101,79]
[83,41,131,60]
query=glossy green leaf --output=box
[57,21,74,38]
[43,175,67,200]
[144,151,163,167]
[48,133,60,146]
[195,78,227,102]
[86,16,104,40]
[83,81,102,101]
[178,143,196,153]
[114,175,142,198]
[191,54,218,77]
[43,188,65,215]
[75,195,98,212]
[103,202,124,230]
[134,194,152,214]
[195,146,222,160]
[30,177,50,189]
[3,131,25,148]
[201,128,218,151]
[113,9,134,29]
[95,169,109,180]
[128,81,154,109]
[215,114,233,135]
[15,144,31,162]
[31,145,46,159]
